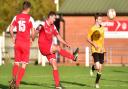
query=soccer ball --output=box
[107,9,116,20]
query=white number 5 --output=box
[18,20,26,32]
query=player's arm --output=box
[87,38,98,48]
[102,30,106,53]
[30,16,40,41]
[9,16,17,44]
[53,25,70,47]
[87,30,98,49]
[31,28,35,41]
[56,34,71,48]
[32,24,42,41]
[9,25,15,43]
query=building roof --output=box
[58,0,128,16]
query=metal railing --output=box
[89,47,128,66]
[105,47,128,65]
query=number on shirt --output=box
[18,20,26,32]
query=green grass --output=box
[0,64,128,89]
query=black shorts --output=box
[92,53,104,64]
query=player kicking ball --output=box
[9,1,35,89]
[34,11,79,89]
[87,13,105,88]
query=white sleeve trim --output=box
[29,16,35,28]
[37,21,45,31]
[35,20,45,29]
[40,21,45,26]
[10,16,16,25]
[54,25,57,29]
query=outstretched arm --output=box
[9,25,15,44]
[56,34,71,48]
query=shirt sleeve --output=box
[87,28,93,39]
[29,16,35,29]
[53,25,59,36]
[36,21,45,32]
[11,16,17,26]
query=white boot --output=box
[95,83,99,88]
[56,86,62,89]
[90,69,94,76]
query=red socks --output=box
[59,49,74,60]
[12,64,19,78]
[16,68,25,87]
[53,70,60,87]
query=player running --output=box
[9,1,35,89]
[34,11,79,89]
[87,13,105,88]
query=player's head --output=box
[94,13,103,25]
[47,11,56,24]
[22,1,31,12]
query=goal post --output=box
[85,46,90,67]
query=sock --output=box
[59,49,74,60]
[12,64,19,78]
[53,70,60,87]
[92,65,95,72]
[95,72,101,84]
[16,68,25,87]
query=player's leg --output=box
[12,63,19,78]
[51,45,79,61]
[95,62,101,88]
[90,64,96,76]
[49,58,61,88]
[95,53,104,88]
[13,45,21,79]
[46,53,63,89]
[9,63,20,89]
[90,53,98,76]
[15,63,27,88]
[15,44,30,88]
[39,43,64,89]
[9,45,21,89]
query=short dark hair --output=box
[94,13,102,21]
[23,1,31,10]
[48,11,56,18]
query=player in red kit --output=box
[9,1,35,89]
[34,11,79,89]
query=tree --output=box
[0,0,64,32]
[0,0,65,34]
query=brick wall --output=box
[59,16,128,65]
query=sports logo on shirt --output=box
[91,30,101,41]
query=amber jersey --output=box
[88,25,105,53]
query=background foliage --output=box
[0,0,64,34]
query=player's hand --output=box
[66,43,71,48]
[30,39,33,46]
[103,51,107,54]
[100,48,104,53]
[12,37,15,44]
[94,43,99,50]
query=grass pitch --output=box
[0,64,128,89]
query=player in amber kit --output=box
[87,13,105,88]
[34,11,79,89]
[9,1,35,89]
